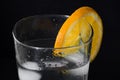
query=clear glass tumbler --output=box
[12,15,92,80]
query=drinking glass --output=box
[12,15,92,80]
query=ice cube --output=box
[18,62,41,80]
[65,52,84,64]
[22,62,40,70]
[68,61,90,75]
[43,61,67,68]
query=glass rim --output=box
[12,14,93,50]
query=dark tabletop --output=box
[1,0,120,80]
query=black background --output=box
[1,0,120,80]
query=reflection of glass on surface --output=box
[12,15,92,80]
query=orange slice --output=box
[54,6,103,62]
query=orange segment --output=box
[54,6,103,62]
